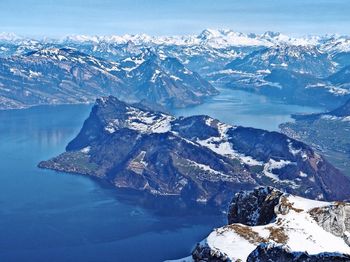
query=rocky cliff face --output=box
[227,187,283,226]
[185,187,350,262]
[247,243,350,262]
[39,97,350,207]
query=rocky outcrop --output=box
[247,243,350,262]
[185,187,350,261]
[228,187,283,226]
[39,97,350,207]
[310,203,350,246]
[192,243,231,262]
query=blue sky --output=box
[0,0,349,37]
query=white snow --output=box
[321,114,350,121]
[286,195,329,211]
[263,159,293,181]
[198,196,350,261]
[80,146,91,154]
[170,75,181,81]
[121,56,145,72]
[196,120,263,166]
[28,70,42,78]
[306,83,350,96]
[288,141,302,156]
[105,125,116,134]
[126,109,173,133]
[150,69,161,83]
[184,159,234,182]
[299,171,308,178]
[207,227,257,261]
[104,106,174,134]
[164,256,193,262]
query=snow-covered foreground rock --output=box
[173,187,350,261]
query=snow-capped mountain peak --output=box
[52,29,328,48]
[2,29,350,50]
[0,32,22,42]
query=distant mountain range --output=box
[39,96,350,206]
[2,29,350,110]
[1,29,346,49]
[226,44,335,77]
[0,47,217,109]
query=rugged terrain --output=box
[39,96,350,206]
[174,187,350,261]
[0,47,217,110]
[2,29,350,110]
[280,99,350,175]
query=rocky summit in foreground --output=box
[39,96,350,206]
[173,187,350,262]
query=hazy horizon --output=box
[1,0,350,38]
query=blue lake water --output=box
[0,104,224,262]
[0,88,324,262]
[174,88,324,131]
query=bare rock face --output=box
[192,243,231,262]
[247,243,350,262]
[188,187,350,262]
[310,203,350,246]
[228,187,283,226]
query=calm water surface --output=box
[174,88,324,131]
[0,104,223,262]
[0,89,324,262]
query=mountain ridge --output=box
[1,29,349,49]
[0,47,217,110]
[39,96,350,207]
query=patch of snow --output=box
[80,146,91,154]
[263,160,300,188]
[150,69,161,83]
[170,75,181,81]
[196,121,263,166]
[185,159,233,182]
[28,70,42,78]
[263,159,293,181]
[288,141,302,156]
[299,171,308,178]
[286,195,330,211]
[104,107,175,134]
[164,256,193,262]
[256,69,272,74]
[206,227,257,261]
[306,83,350,96]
